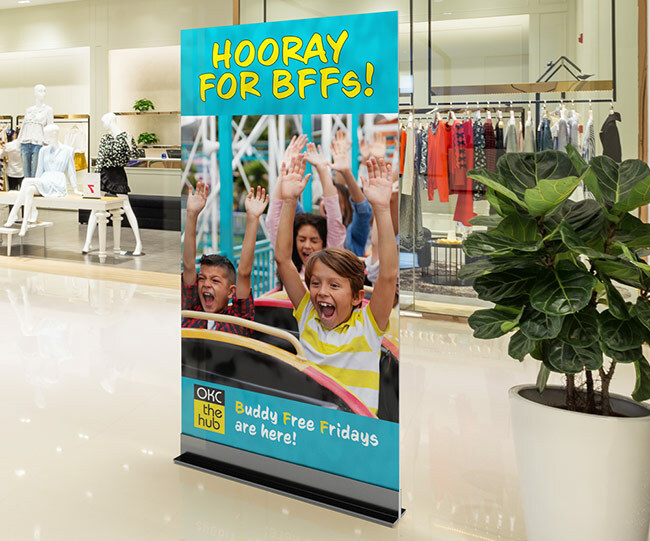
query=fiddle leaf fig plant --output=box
[463,148,650,415]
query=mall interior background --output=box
[0,1,648,540]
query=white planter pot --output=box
[510,385,650,541]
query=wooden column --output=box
[233,0,240,25]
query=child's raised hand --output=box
[279,154,311,200]
[187,181,209,216]
[304,142,329,169]
[282,134,308,165]
[361,157,393,210]
[244,186,269,218]
[370,133,387,159]
[330,130,351,171]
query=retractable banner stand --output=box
[177,12,401,525]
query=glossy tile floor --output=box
[0,265,645,541]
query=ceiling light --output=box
[18,0,31,4]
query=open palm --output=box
[304,142,329,169]
[361,158,392,210]
[187,181,209,215]
[280,155,311,199]
[245,186,269,218]
[330,131,350,171]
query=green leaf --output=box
[524,176,582,216]
[497,151,577,200]
[558,308,599,347]
[536,363,551,394]
[616,243,650,276]
[588,156,650,213]
[467,168,526,207]
[485,188,519,217]
[508,330,538,361]
[473,270,537,303]
[496,213,543,244]
[546,339,603,373]
[530,261,598,316]
[566,143,588,175]
[468,215,503,227]
[630,299,650,331]
[559,221,614,260]
[593,260,650,290]
[611,213,650,250]
[519,306,564,340]
[602,278,629,320]
[601,342,644,363]
[598,311,647,352]
[468,308,522,339]
[458,258,494,280]
[545,199,605,243]
[463,231,541,258]
[463,214,543,258]
[632,356,650,401]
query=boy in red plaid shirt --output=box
[182,181,268,334]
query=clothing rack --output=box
[16,113,91,172]
[0,115,13,131]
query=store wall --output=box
[0,0,232,151]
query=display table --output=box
[0,192,125,259]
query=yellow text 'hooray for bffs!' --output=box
[194,384,225,434]
[199,31,376,102]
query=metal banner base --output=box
[175,434,404,527]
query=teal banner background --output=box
[182,377,399,490]
[181,12,398,115]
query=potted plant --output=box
[462,148,650,541]
[137,132,159,146]
[133,98,155,112]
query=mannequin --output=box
[83,112,143,255]
[5,124,81,236]
[18,84,54,178]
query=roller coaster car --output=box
[182,305,399,422]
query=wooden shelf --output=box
[430,80,614,97]
[140,144,181,149]
[115,111,180,116]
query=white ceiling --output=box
[0,0,82,9]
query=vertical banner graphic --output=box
[177,12,401,525]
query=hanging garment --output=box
[401,124,415,196]
[472,120,487,200]
[524,121,536,152]
[554,118,569,153]
[0,140,24,179]
[600,112,622,162]
[399,170,424,253]
[417,127,428,176]
[581,118,596,163]
[399,128,407,174]
[33,144,77,197]
[495,124,506,166]
[538,118,553,151]
[568,116,579,148]
[447,121,475,226]
[65,127,88,171]
[484,119,497,171]
[505,122,518,153]
[518,122,524,152]
[427,121,449,202]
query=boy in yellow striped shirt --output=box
[275,154,398,415]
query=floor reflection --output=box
[0,267,643,540]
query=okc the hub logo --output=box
[194,384,225,434]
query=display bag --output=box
[177,12,401,525]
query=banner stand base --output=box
[175,436,404,526]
